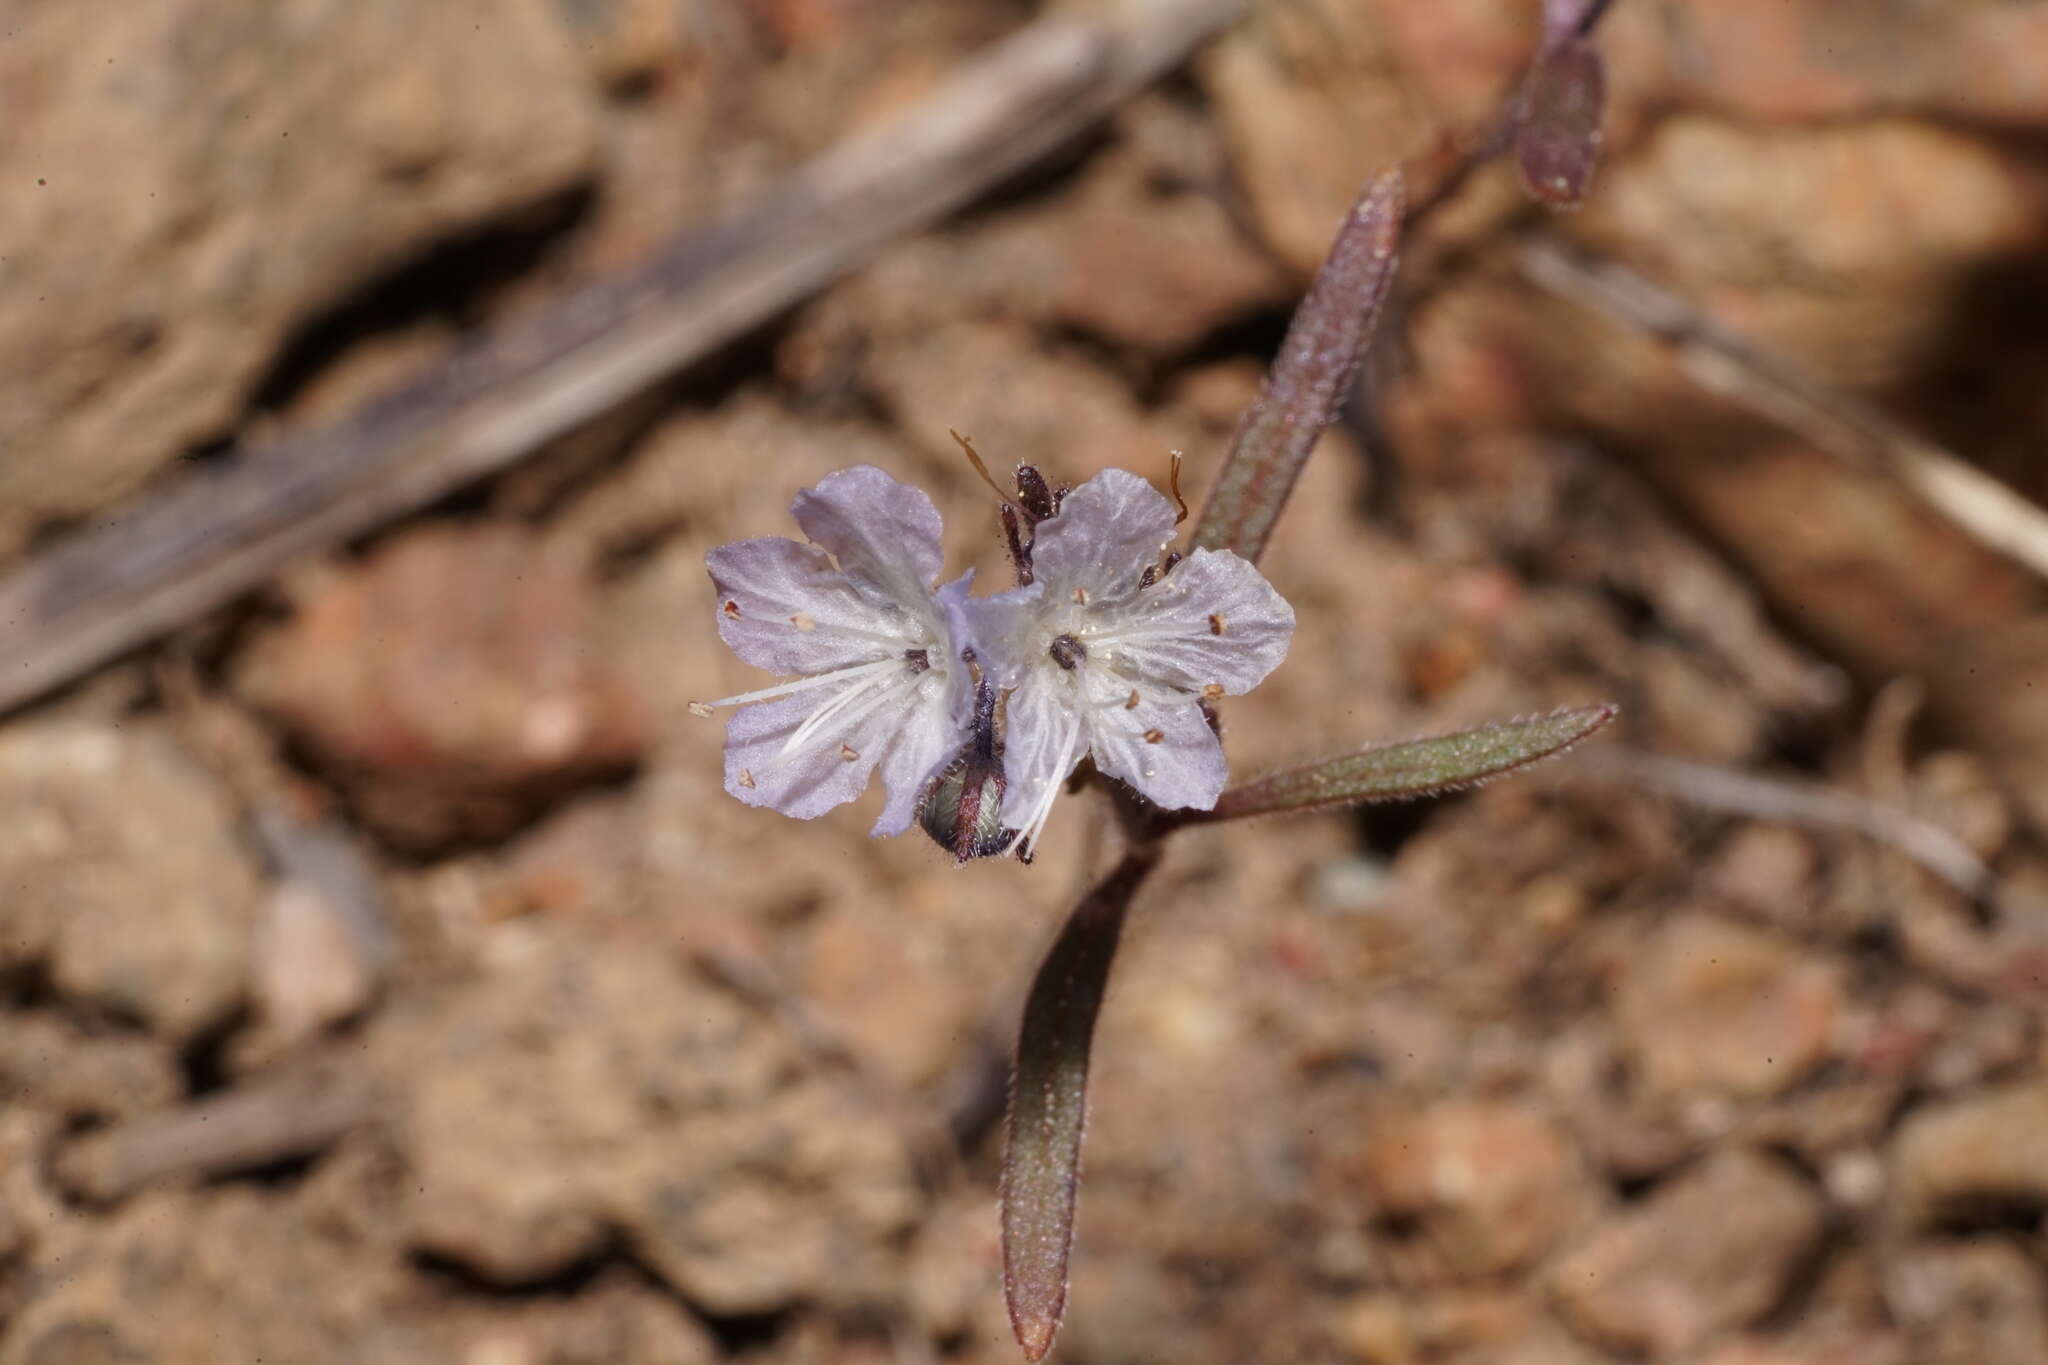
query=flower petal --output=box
[871,696,956,837]
[792,465,945,609]
[873,575,978,836]
[1095,548,1293,694]
[1029,469,1179,602]
[1084,680,1226,811]
[994,659,1089,846]
[721,691,881,820]
[708,537,919,676]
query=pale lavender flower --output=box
[694,466,975,835]
[967,468,1294,858]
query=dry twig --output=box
[0,0,1245,717]
[1516,236,2048,583]
[1567,746,1993,904]
[51,1062,382,1202]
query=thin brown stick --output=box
[1567,746,1993,904]
[0,0,1246,717]
[51,1061,381,1202]
[1516,235,2048,583]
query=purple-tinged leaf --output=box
[1002,846,1161,1361]
[1516,36,1606,209]
[1188,704,1617,823]
[1191,171,1403,565]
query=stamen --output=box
[723,599,742,618]
[1167,449,1188,525]
[1028,717,1088,860]
[1015,465,1060,523]
[1140,550,1183,589]
[773,664,929,771]
[1202,683,1224,702]
[839,744,860,761]
[738,768,756,788]
[1143,729,1164,744]
[1124,689,1140,710]
[952,428,1024,513]
[779,664,912,759]
[790,613,815,631]
[1208,612,1226,636]
[1049,634,1086,671]
[697,656,904,710]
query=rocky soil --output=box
[6,2,2048,1363]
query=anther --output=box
[1208,612,1226,636]
[722,599,741,618]
[790,612,815,631]
[839,744,860,762]
[1143,728,1164,744]
[738,768,757,788]
[1049,634,1087,671]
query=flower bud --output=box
[916,668,1017,863]
[916,742,1016,863]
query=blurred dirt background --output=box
[7,1,2048,1362]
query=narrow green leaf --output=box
[1002,846,1161,1362]
[1190,170,1403,564]
[1192,704,1617,823]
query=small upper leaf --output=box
[1193,704,1618,822]
[1516,36,1606,210]
[1191,171,1403,565]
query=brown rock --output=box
[1575,116,2039,392]
[1890,1082,2048,1234]
[1699,1333,1909,1365]
[1332,1290,1602,1365]
[436,1271,720,1365]
[1018,100,1286,354]
[865,319,1188,483]
[1911,750,2012,863]
[547,0,690,89]
[1604,0,2048,125]
[0,1160,712,1365]
[0,1015,180,1121]
[800,902,977,1089]
[0,1185,414,1365]
[0,722,260,1041]
[1705,825,1819,924]
[1614,913,1841,1100]
[247,881,382,1053]
[1360,1099,1588,1277]
[238,523,647,848]
[480,795,645,924]
[1885,1239,2048,1365]
[390,929,921,1311]
[1201,0,1536,274]
[1549,1148,1826,1357]
[0,0,596,563]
